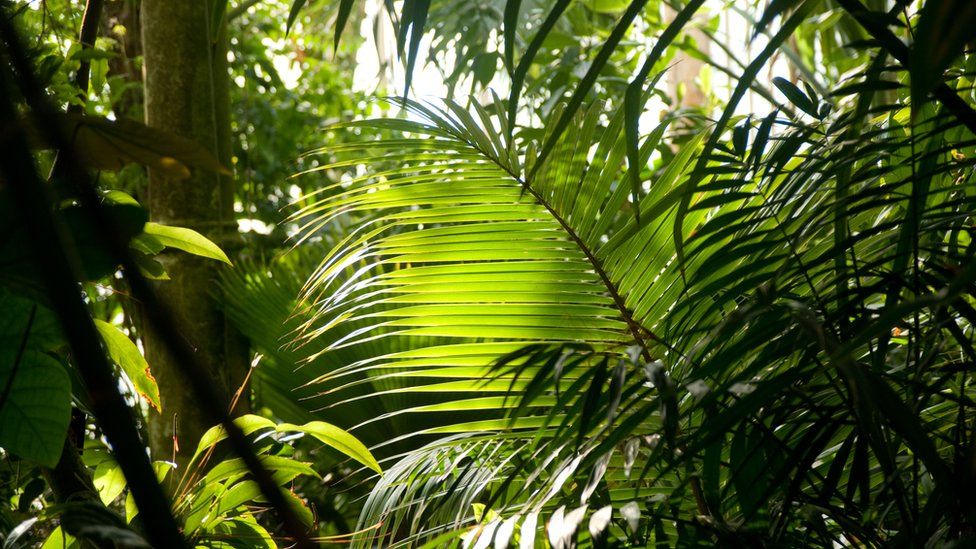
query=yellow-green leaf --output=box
[94,320,161,412]
[143,223,232,265]
[192,414,276,462]
[279,421,382,474]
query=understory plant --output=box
[256,1,976,546]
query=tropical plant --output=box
[253,0,976,546]
[4,0,976,547]
[22,414,377,548]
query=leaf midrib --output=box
[443,130,656,362]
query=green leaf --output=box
[472,52,499,89]
[0,295,67,470]
[69,48,117,62]
[192,414,277,462]
[502,0,522,73]
[279,420,382,473]
[142,222,232,264]
[206,481,263,524]
[129,233,166,256]
[416,529,468,548]
[507,0,572,135]
[132,253,169,280]
[533,0,650,176]
[0,350,71,468]
[92,458,126,505]
[675,1,816,279]
[102,190,141,207]
[772,76,818,117]
[93,320,161,412]
[753,0,793,36]
[830,79,902,97]
[41,527,80,549]
[0,291,62,351]
[286,0,308,33]
[625,0,706,218]
[205,455,319,485]
[203,517,275,548]
[585,0,631,13]
[334,0,356,51]
[399,0,432,99]
[278,488,315,528]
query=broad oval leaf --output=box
[0,350,71,467]
[94,320,161,412]
[772,76,818,117]
[142,222,232,265]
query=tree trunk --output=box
[140,0,248,466]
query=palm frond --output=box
[270,3,976,545]
[288,97,700,431]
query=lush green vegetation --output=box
[2,0,976,547]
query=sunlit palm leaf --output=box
[264,4,976,543]
[289,98,700,431]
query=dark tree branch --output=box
[68,0,104,114]
[36,7,144,546]
[41,438,116,549]
[0,43,187,549]
[41,438,101,505]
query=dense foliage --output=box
[2,0,976,547]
